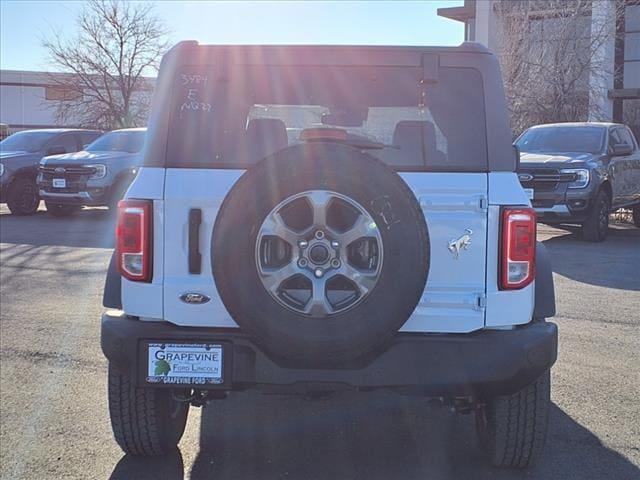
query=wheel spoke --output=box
[259,261,299,295]
[303,276,332,316]
[338,214,379,247]
[260,212,299,247]
[306,191,333,227]
[335,263,378,296]
[256,189,384,316]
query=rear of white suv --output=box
[101,42,557,468]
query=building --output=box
[0,70,78,132]
[438,0,640,135]
[0,70,154,134]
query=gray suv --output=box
[0,129,101,215]
[516,122,640,241]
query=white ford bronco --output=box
[101,42,558,468]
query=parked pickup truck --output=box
[37,128,146,216]
[0,128,101,215]
[101,41,558,468]
[516,122,640,241]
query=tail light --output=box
[116,199,152,282]
[500,207,536,290]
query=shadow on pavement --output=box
[542,225,640,291]
[0,206,116,249]
[110,449,184,480]
[129,391,640,480]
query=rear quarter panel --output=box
[484,172,535,327]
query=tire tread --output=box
[478,370,550,468]
[108,365,184,456]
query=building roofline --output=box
[437,0,476,23]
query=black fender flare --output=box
[14,165,39,179]
[103,252,122,309]
[533,242,556,319]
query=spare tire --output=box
[212,143,429,364]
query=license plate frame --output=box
[53,178,66,188]
[144,341,225,386]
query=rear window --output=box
[166,65,487,171]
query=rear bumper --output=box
[101,311,558,398]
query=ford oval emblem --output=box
[54,167,66,173]
[518,173,534,182]
[180,292,210,304]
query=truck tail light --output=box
[116,199,152,282]
[500,207,536,290]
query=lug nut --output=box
[298,259,308,268]
[314,268,324,278]
[315,230,325,239]
[298,240,308,248]
[331,259,341,268]
[331,241,339,249]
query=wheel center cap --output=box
[309,244,329,264]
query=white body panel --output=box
[153,169,490,333]
[484,172,535,326]
[398,173,488,333]
[121,168,165,320]
[121,168,534,331]
[162,169,243,327]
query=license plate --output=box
[146,342,223,385]
[53,178,66,188]
[524,188,534,200]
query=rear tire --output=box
[45,202,82,217]
[633,205,640,228]
[6,177,39,216]
[108,364,189,456]
[475,370,551,468]
[582,190,609,242]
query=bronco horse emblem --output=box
[448,229,473,260]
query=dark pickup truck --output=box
[516,122,640,241]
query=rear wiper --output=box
[300,128,397,150]
[342,138,398,150]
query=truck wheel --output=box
[108,364,189,456]
[633,205,640,228]
[6,177,39,216]
[212,143,430,365]
[45,202,82,217]
[475,370,550,468]
[582,190,609,242]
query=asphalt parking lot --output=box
[0,204,638,480]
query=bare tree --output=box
[623,99,640,139]
[43,0,169,129]
[494,0,624,135]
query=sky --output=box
[0,0,464,72]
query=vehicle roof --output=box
[162,41,493,71]
[108,127,147,133]
[13,128,102,134]
[171,41,491,55]
[528,122,622,130]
